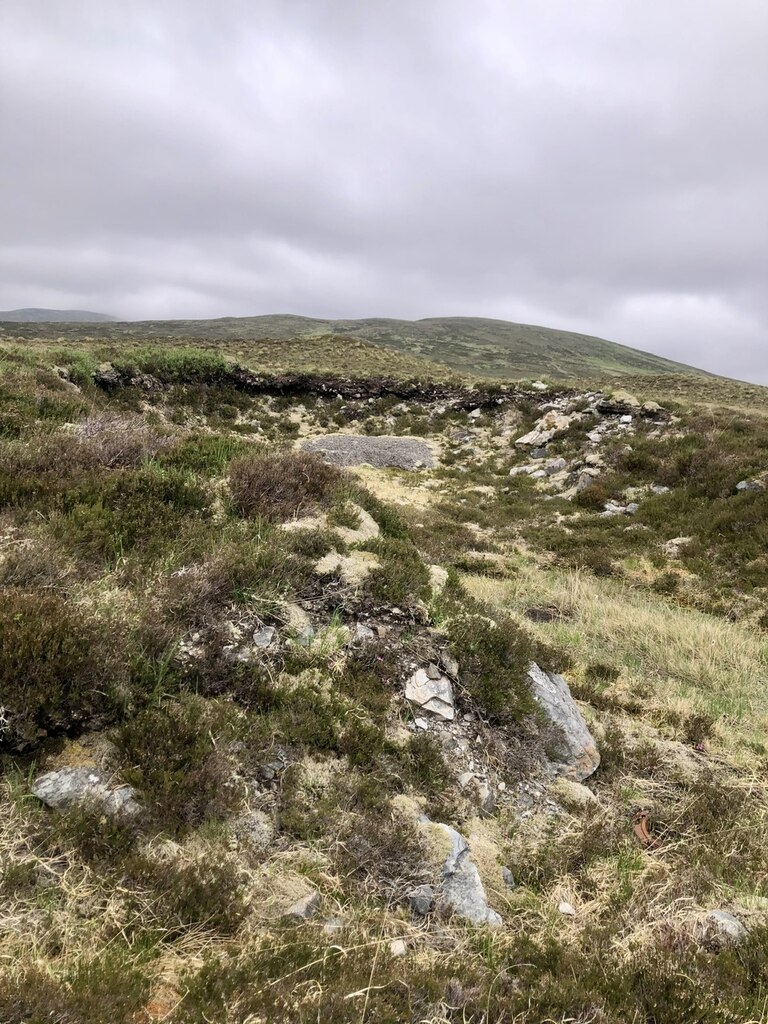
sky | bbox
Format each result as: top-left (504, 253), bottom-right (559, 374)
top-left (1, 1), bottom-right (767, 380)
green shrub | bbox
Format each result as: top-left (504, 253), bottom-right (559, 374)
top-left (124, 853), bottom-right (247, 937)
top-left (55, 467), bottom-right (209, 565)
top-left (0, 955), bottom-right (150, 1024)
top-left (365, 537), bottom-right (431, 606)
top-left (157, 434), bottom-right (251, 474)
top-left (447, 611), bottom-right (535, 724)
top-left (113, 347), bottom-right (229, 384)
top-left (0, 590), bottom-right (122, 751)
top-left (113, 695), bottom-right (240, 830)
top-left (229, 450), bottom-right (343, 521)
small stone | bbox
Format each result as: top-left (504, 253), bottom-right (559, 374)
top-left (468, 408), bottom-right (482, 419)
top-left (285, 891), bottom-right (321, 921)
top-left (252, 626), bottom-right (276, 648)
top-left (476, 782), bottom-right (496, 814)
top-left (576, 473), bottom-right (595, 493)
top-left (663, 535), bottom-right (693, 558)
top-left (389, 938), bottom-right (408, 957)
top-left (408, 884), bottom-right (435, 916)
top-left (651, 484), bottom-right (670, 495)
top-left (440, 651), bottom-right (459, 677)
top-left (353, 622), bottom-right (375, 643)
top-left (501, 867), bottom-right (516, 888)
top-left (458, 772), bottom-right (474, 790)
top-left (584, 453), bottom-right (604, 468)
top-left (558, 901), bottom-right (576, 916)
top-left (426, 662), bottom-right (442, 680)
top-left (545, 458), bottom-right (567, 475)
top-left (625, 502), bottom-right (640, 514)
top-left (737, 479), bottom-right (764, 493)
top-left (703, 910), bottom-right (747, 945)
top-left (530, 469), bottom-right (547, 479)
top-left (620, 414), bottom-right (633, 425)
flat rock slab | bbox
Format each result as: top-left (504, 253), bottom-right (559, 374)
top-left (527, 662), bottom-right (600, 781)
top-left (303, 435), bottom-right (434, 470)
top-left (32, 767), bottom-right (140, 818)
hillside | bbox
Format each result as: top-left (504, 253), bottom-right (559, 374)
top-left (3, 337), bottom-right (768, 1022)
top-left (1, 312), bottom-right (706, 381)
top-left (0, 308), bottom-right (115, 323)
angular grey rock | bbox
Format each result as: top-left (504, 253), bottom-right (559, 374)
top-left (703, 909), bottom-right (747, 945)
top-left (302, 434), bottom-right (434, 470)
top-left (405, 668), bottom-right (455, 720)
top-left (576, 472), bottom-right (596, 493)
top-left (436, 824), bottom-right (502, 928)
top-left (407, 884), bottom-right (435, 916)
top-left (516, 411), bottom-right (576, 448)
top-left (32, 767), bottom-right (140, 818)
top-left (545, 458), bottom-right (567, 475)
top-left (252, 626), bottom-right (277, 648)
top-left (663, 536), bottom-right (693, 558)
top-left (527, 663), bottom-right (600, 781)
top-left (501, 867), bottom-right (516, 888)
top-left (389, 938), bottom-right (408, 957)
top-left (352, 622), bottom-right (375, 643)
top-left (737, 479), bottom-right (764, 493)
top-left (651, 484), bottom-right (671, 495)
top-left (285, 890), bottom-right (321, 921)
top-left (440, 651), bottom-right (459, 678)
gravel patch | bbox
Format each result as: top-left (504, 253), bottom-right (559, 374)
top-left (302, 434), bottom-right (434, 469)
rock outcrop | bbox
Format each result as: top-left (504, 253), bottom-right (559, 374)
top-left (527, 663), bottom-right (600, 781)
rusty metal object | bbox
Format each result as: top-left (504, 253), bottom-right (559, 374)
top-left (633, 810), bottom-right (660, 849)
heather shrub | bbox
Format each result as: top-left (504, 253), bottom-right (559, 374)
top-left (54, 467), bottom-right (210, 565)
top-left (0, 590), bottom-right (122, 751)
top-left (447, 610), bottom-right (535, 724)
top-left (113, 695), bottom-right (241, 830)
top-left (229, 449), bottom-right (343, 521)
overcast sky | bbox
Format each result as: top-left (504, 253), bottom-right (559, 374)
top-left (1, 1), bottom-right (767, 380)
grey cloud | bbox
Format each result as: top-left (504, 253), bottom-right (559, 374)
top-left (1, 0), bottom-right (766, 379)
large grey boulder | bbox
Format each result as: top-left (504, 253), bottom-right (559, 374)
top-left (32, 767), bottom-right (140, 818)
top-left (435, 823), bottom-right (502, 928)
top-left (302, 434), bottom-right (434, 470)
top-left (527, 663), bottom-right (600, 781)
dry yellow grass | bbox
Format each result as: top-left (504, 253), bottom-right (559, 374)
top-left (464, 566), bottom-right (768, 759)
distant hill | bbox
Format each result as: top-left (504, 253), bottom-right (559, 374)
top-left (1, 311), bottom-right (706, 381)
top-left (0, 308), bottom-right (115, 323)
